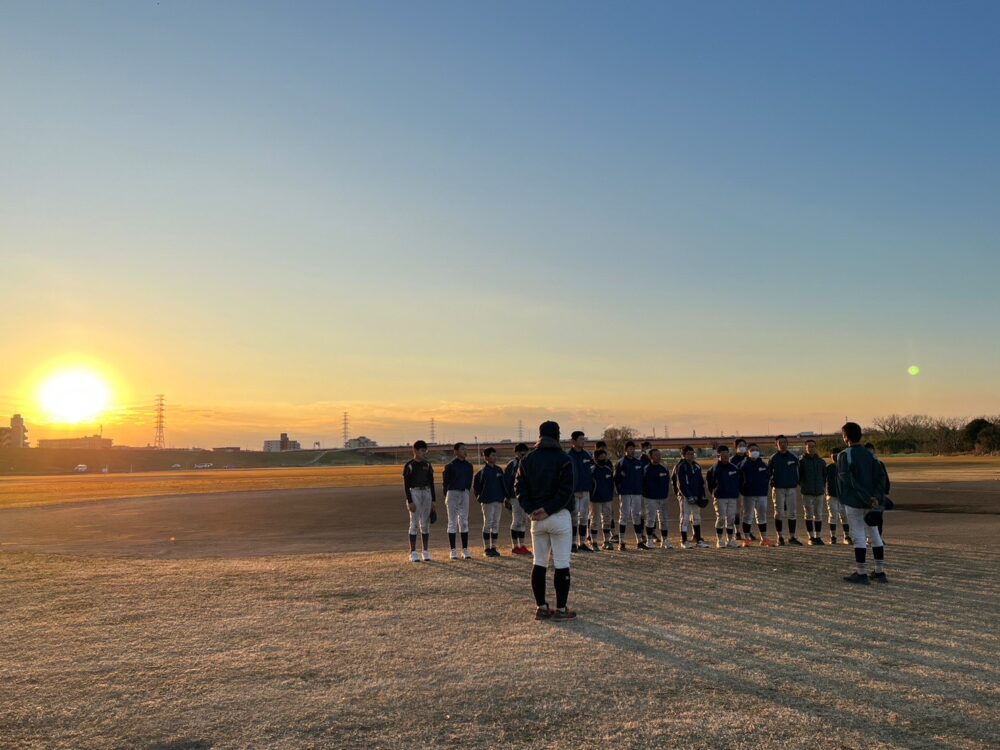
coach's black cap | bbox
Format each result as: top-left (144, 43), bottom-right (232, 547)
top-left (539, 421), bottom-right (560, 440)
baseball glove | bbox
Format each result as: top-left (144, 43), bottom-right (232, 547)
top-left (429, 508), bottom-right (437, 524)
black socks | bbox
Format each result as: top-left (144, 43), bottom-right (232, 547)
top-left (531, 565), bottom-right (547, 606)
top-left (554, 568), bottom-right (570, 610)
top-left (409, 533), bottom-right (417, 552)
top-left (448, 532), bottom-right (456, 549)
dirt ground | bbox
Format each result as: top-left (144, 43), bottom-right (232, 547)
top-left (1, 467), bottom-right (998, 749)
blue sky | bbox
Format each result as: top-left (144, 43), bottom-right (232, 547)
top-left (1, 1), bottom-right (998, 447)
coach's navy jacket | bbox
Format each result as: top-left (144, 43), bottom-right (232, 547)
top-left (502, 458), bottom-right (520, 498)
top-left (642, 462), bottom-right (671, 500)
top-left (566, 448), bottom-right (594, 493)
top-left (473, 463), bottom-right (506, 504)
top-left (672, 460), bottom-right (706, 500)
top-left (740, 457), bottom-right (771, 497)
top-left (768, 450), bottom-right (800, 489)
top-left (824, 462), bottom-right (839, 497)
top-left (614, 455), bottom-right (645, 495)
top-left (442, 457), bottom-right (473, 495)
top-left (707, 461), bottom-right (741, 499)
top-left (591, 461), bottom-right (615, 503)
top-left (514, 436), bottom-right (575, 516)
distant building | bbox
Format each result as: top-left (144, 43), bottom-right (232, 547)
top-left (212, 447), bottom-right (242, 452)
top-left (0, 414), bottom-right (28, 448)
top-left (345, 436), bottom-right (377, 449)
top-left (263, 432), bottom-right (301, 452)
top-left (37, 435), bottom-right (113, 450)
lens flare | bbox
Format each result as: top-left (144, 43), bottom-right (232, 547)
top-left (908, 365), bottom-right (921, 376)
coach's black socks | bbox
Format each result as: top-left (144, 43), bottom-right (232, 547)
top-left (531, 565), bottom-right (547, 606)
top-left (554, 567), bottom-right (570, 610)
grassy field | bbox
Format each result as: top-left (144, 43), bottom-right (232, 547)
top-left (1, 455), bottom-right (998, 511)
top-left (2, 525), bottom-right (997, 749)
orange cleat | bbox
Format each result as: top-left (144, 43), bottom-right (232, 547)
top-left (741, 539), bottom-right (753, 548)
top-left (760, 538), bottom-right (774, 547)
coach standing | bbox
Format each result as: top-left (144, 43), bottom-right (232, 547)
top-left (515, 421), bottom-right (577, 621)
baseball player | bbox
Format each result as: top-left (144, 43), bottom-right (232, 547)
top-left (593, 440), bottom-right (616, 543)
top-left (638, 440), bottom-right (658, 543)
top-left (567, 431), bottom-right (595, 552)
top-left (707, 445), bottom-right (741, 548)
top-left (442, 442), bottom-right (474, 560)
top-left (799, 439), bottom-right (827, 545)
top-left (866, 443), bottom-right (891, 540)
top-left (673, 446), bottom-right (709, 548)
top-left (504, 443), bottom-right (531, 555)
top-left (739, 443), bottom-right (773, 546)
top-left (641, 449), bottom-right (672, 549)
top-left (474, 447), bottom-right (506, 557)
top-left (838, 422), bottom-right (888, 583)
top-left (826, 450), bottom-right (850, 544)
top-left (403, 439), bottom-right (437, 562)
top-left (613, 440), bottom-right (645, 551)
top-left (515, 420), bottom-right (577, 620)
top-left (732, 438), bottom-right (753, 540)
top-left (769, 435), bottom-right (802, 545)
top-left (590, 448), bottom-right (616, 550)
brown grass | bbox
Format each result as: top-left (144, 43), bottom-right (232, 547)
top-left (2, 528), bottom-right (997, 749)
top-left (0, 466), bottom-right (401, 510)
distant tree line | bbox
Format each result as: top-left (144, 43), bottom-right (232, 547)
top-left (824, 414), bottom-right (1000, 456)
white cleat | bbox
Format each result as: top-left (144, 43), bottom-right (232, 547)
top-left (661, 540), bottom-right (674, 550)
top-left (461, 548), bottom-right (472, 559)
top-left (727, 539), bottom-right (740, 549)
top-left (716, 539), bottom-right (725, 549)
top-left (682, 542), bottom-right (694, 549)
top-left (697, 540), bottom-right (710, 549)
top-left (449, 549), bottom-right (459, 560)
top-left (421, 550), bottom-right (431, 562)
top-left (409, 551), bottom-right (421, 563)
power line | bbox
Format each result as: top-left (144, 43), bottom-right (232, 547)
top-left (153, 394), bottom-right (165, 449)
top-left (342, 411), bottom-right (350, 447)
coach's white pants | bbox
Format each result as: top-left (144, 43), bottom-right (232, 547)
top-left (678, 497), bottom-right (702, 531)
top-left (509, 497), bottom-right (528, 533)
top-left (407, 488), bottom-right (434, 535)
top-left (772, 487), bottom-right (798, 520)
top-left (643, 497), bottom-right (668, 531)
top-left (844, 505), bottom-right (883, 548)
top-left (572, 491), bottom-right (590, 525)
top-left (827, 496), bottom-right (848, 527)
top-left (802, 493), bottom-right (824, 522)
top-left (532, 508), bottom-right (573, 569)
top-left (620, 494), bottom-right (643, 525)
top-left (589, 501), bottom-right (613, 530)
top-left (742, 495), bottom-right (768, 526)
top-left (481, 501), bottom-right (503, 534)
top-left (714, 496), bottom-right (738, 529)
top-left (445, 489), bottom-right (470, 533)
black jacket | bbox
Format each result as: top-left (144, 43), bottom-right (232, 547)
top-left (514, 436), bottom-right (575, 516)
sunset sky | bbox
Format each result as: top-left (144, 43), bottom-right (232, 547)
top-left (2, 1), bottom-right (998, 449)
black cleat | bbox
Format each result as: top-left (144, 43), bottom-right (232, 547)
top-left (637, 541), bottom-right (650, 550)
top-left (843, 572), bottom-right (871, 585)
top-left (813, 537), bottom-right (825, 546)
top-left (577, 543), bottom-right (594, 553)
top-left (777, 536), bottom-right (786, 546)
top-left (870, 571), bottom-right (888, 583)
top-left (602, 541), bottom-right (614, 551)
top-left (788, 537), bottom-right (803, 546)
top-left (618, 542), bottom-right (627, 551)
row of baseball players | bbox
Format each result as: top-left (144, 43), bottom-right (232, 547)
top-left (403, 433), bottom-right (890, 560)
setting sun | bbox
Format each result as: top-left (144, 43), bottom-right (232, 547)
top-left (37, 369), bottom-right (112, 424)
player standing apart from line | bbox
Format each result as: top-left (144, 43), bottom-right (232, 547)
top-left (515, 421), bottom-right (578, 620)
top-left (614, 441), bottom-right (646, 551)
top-left (403, 440), bottom-right (437, 562)
top-left (567, 431), bottom-right (595, 552)
top-left (474, 447), bottom-right (506, 557)
top-left (739, 443), bottom-right (772, 546)
top-left (641, 449), bottom-right (672, 549)
top-left (442, 442), bottom-right (474, 560)
top-left (590, 448), bottom-right (616, 550)
top-left (799, 439), bottom-right (827, 545)
top-left (826, 450), bottom-right (850, 544)
top-left (504, 443), bottom-right (532, 555)
top-left (769, 435), bottom-right (802, 546)
top-left (707, 445), bottom-right (741, 548)
top-left (673, 446), bottom-right (710, 548)
top-left (838, 423), bottom-right (888, 584)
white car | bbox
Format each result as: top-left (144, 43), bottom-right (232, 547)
top-left (73, 464), bottom-right (88, 473)
top-left (194, 462), bottom-right (214, 469)
top-left (171, 464), bottom-right (182, 469)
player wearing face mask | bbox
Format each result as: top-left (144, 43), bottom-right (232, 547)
top-left (731, 438), bottom-right (753, 541)
top-left (739, 443), bottom-right (773, 546)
